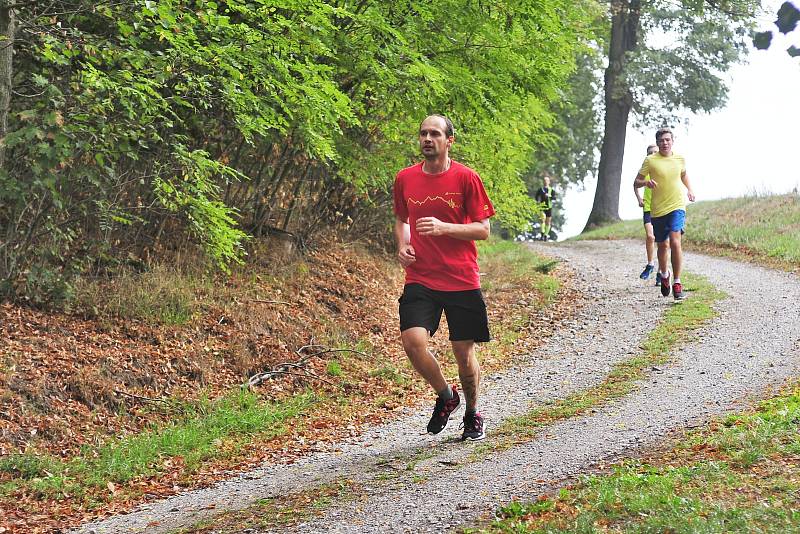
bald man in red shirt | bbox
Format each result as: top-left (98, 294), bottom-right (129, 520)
top-left (393, 114), bottom-right (495, 441)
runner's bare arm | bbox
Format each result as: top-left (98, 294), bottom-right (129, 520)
top-left (395, 217), bottom-right (416, 267)
top-left (415, 217), bottom-right (490, 241)
top-left (681, 170), bottom-right (695, 202)
top-left (634, 181), bottom-right (644, 207)
top-left (633, 173), bottom-right (656, 189)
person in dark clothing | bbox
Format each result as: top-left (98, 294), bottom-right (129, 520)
top-left (535, 176), bottom-right (555, 241)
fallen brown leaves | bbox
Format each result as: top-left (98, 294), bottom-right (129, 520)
top-left (0, 241), bottom-right (581, 533)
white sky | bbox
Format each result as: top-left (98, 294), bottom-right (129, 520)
top-left (560, 0), bottom-right (800, 239)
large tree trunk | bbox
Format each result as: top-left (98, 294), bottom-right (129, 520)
top-left (0, 3), bottom-right (14, 170)
top-left (583, 0), bottom-right (641, 231)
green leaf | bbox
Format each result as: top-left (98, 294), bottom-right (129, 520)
top-left (753, 31), bottom-right (773, 50)
top-left (776, 1), bottom-right (800, 34)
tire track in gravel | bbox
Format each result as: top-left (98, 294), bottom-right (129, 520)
top-left (76, 240), bottom-right (800, 534)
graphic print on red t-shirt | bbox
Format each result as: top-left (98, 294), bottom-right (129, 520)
top-left (393, 161), bottom-right (495, 291)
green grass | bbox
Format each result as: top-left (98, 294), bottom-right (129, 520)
top-left (478, 237), bottom-right (561, 300)
top-left (369, 363), bottom-right (410, 386)
top-left (72, 263), bottom-right (208, 325)
top-left (478, 383), bottom-right (800, 533)
top-left (577, 193), bottom-right (800, 268)
top-left (326, 360), bottom-right (343, 376)
top-left (0, 390), bottom-right (313, 505)
top-left (477, 272), bottom-right (725, 454)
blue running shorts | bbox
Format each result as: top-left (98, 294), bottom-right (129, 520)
top-left (651, 209), bottom-right (685, 243)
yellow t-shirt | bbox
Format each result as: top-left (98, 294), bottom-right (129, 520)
top-left (643, 182), bottom-right (652, 212)
top-left (638, 153), bottom-right (686, 218)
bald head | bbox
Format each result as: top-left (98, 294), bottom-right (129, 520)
top-left (421, 115), bottom-right (454, 138)
top-left (419, 114), bottom-right (454, 160)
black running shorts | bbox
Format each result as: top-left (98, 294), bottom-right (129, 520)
top-left (398, 283), bottom-right (490, 342)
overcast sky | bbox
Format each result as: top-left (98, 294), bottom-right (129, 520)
top-left (560, 0), bottom-right (800, 239)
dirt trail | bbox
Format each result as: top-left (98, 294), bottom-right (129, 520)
top-left (76, 240), bottom-right (800, 534)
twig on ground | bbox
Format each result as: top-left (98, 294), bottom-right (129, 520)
top-left (247, 341), bottom-right (370, 388)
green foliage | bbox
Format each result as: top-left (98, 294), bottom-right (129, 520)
top-left (154, 146), bottom-right (249, 271)
top-left (1, 0), bottom-right (596, 306)
top-left (326, 361), bottom-right (343, 377)
top-left (628, 0), bottom-right (759, 128)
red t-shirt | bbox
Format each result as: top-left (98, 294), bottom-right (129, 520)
top-left (393, 161), bottom-right (495, 291)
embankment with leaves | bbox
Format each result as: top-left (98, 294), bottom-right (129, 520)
top-left (0, 237), bottom-right (574, 532)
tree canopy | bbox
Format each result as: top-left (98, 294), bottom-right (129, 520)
top-left (583, 0), bottom-right (759, 230)
top-left (0, 0), bottom-right (596, 304)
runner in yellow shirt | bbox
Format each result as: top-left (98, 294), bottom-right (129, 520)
top-left (633, 128), bottom-right (695, 300)
top-left (633, 144), bottom-right (659, 280)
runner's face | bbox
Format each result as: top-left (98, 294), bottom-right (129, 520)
top-left (419, 117), bottom-right (452, 158)
top-left (657, 133), bottom-right (673, 155)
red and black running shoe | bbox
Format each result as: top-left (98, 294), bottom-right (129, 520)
top-left (461, 411), bottom-right (486, 441)
top-left (427, 385), bottom-right (461, 435)
top-left (660, 272), bottom-right (671, 297)
top-left (673, 282), bottom-right (685, 300)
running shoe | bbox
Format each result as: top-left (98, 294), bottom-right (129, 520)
top-left (655, 271), bottom-right (662, 286)
top-left (426, 385), bottom-right (461, 435)
top-left (461, 411), bottom-right (486, 441)
top-left (639, 264), bottom-right (654, 280)
top-left (673, 282), bottom-right (685, 300)
top-left (660, 272), bottom-right (671, 297)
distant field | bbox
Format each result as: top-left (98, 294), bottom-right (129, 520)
top-left (577, 193), bottom-right (800, 269)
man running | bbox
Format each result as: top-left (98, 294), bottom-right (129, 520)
top-left (633, 128), bottom-right (695, 300)
top-left (534, 176), bottom-right (555, 241)
top-left (634, 144), bottom-right (659, 280)
top-left (393, 114), bottom-right (495, 441)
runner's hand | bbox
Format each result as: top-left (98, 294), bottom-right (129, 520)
top-left (398, 245), bottom-right (416, 267)
top-left (416, 216), bottom-right (446, 236)
top-left (646, 179), bottom-right (657, 189)
top-left (687, 191), bottom-right (696, 202)
top-left (637, 199), bottom-right (644, 208)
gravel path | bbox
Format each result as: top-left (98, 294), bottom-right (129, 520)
top-left (76, 240), bottom-right (800, 534)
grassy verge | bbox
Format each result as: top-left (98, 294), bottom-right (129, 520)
top-left (478, 238), bottom-right (561, 302)
top-left (476, 272), bottom-right (725, 455)
top-left (0, 391), bottom-right (313, 507)
top-left (577, 193), bottom-right (800, 271)
top-left (480, 382), bottom-right (800, 533)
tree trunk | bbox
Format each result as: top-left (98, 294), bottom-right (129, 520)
top-left (583, 0), bottom-right (641, 231)
top-left (0, 3), bottom-right (14, 170)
